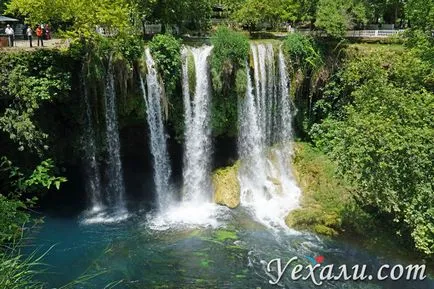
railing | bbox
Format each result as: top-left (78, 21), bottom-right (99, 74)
top-left (295, 29), bottom-right (405, 38)
top-left (144, 24), bottom-right (162, 34)
top-left (346, 30), bottom-right (405, 38)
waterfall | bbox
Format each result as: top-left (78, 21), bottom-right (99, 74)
top-left (142, 49), bottom-right (173, 209)
top-left (181, 46), bottom-right (213, 204)
top-left (148, 45), bottom-right (221, 230)
top-left (81, 72), bottom-right (103, 212)
top-left (103, 61), bottom-right (126, 211)
top-left (238, 44), bottom-right (300, 229)
top-left (278, 48), bottom-right (293, 144)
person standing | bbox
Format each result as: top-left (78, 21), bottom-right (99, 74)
top-left (45, 24), bottom-right (51, 40)
top-left (26, 26), bottom-right (33, 47)
top-left (5, 24), bottom-right (14, 47)
top-left (36, 25), bottom-right (43, 47)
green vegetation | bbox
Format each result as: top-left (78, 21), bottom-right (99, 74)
top-left (315, 0), bottom-right (366, 38)
top-left (233, 0), bottom-right (299, 32)
top-left (7, 0), bottom-right (134, 38)
top-left (287, 142), bottom-right (353, 236)
top-left (148, 34), bottom-right (181, 98)
top-left (147, 34), bottom-right (183, 138)
top-left (0, 246), bottom-right (46, 289)
top-left (0, 0), bottom-right (433, 284)
top-left (132, 0), bottom-right (212, 34)
top-left (0, 50), bottom-right (70, 288)
top-left (308, 43), bottom-right (434, 255)
top-left (210, 27), bottom-right (249, 136)
top-left (214, 229), bottom-right (238, 241)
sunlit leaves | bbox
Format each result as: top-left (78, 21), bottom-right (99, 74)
top-left (311, 50), bottom-right (434, 254)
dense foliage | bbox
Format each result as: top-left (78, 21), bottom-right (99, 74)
top-left (133, 0), bottom-right (212, 33)
top-left (233, 0), bottom-right (299, 31)
top-left (210, 27), bottom-right (249, 136)
top-left (0, 51), bottom-right (69, 287)
top-left (0, 51), bottom-right (71, 154)
top-left (315, 0), bottom-right (366, 38)
top-left (282, 32), bottom-right (322, 72)
top-left (311, 46), bottom-right (434, 255)
top-left (7, 0), bottom-right (135, 37)
top-left (148, 34), bottom-right (181, 98)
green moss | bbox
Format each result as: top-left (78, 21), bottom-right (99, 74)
top-left (214, 229), bottom-right (238, 241)
top-left (212, 162), bottom-right (240, 208)
top-left (235, 68), bottom-right (247, 98)
top-left (187, 51), bottom-right (196, 96)
top-left (286, 142), bottom-right (353, 236)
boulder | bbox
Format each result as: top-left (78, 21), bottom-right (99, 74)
top-left (212, 162), bottom-right (240, 209)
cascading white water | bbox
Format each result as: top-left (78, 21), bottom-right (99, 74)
top-left (278, 48), bottom-right (293, 144)
top-left (238, 63), bottom-right (268, 204)
top-left (103, 63), bottom-right (126, 212)
top-left (238, 44), bottom-right (300, 229)
top-left (81, 61), bottom-right (128, 224)
top-left (141, 49), bottom-right (173, 209)
top-left (81, 72), bottom-right (103, 212)
top-left (182, 46), bottom-right (213, 203)
top-left (148, 45), bottom-right (229, 230)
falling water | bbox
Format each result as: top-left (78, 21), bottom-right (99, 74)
top-left (278, 48), bottom-right (293, 144)
top-left (103, 62), bottom-right (126, 212)
top-left (238, 44), bottom-right (300, 229)
top-left (181, 46), bottom-right (214, 203)
top-left (81, 72), bottom-right (103, 212)
top-left (147, 46), bottom-right (227, 230)
top-left (142, 49), bottom-right (173, 209)
top-left (238, 63), bottom-right (268, 206)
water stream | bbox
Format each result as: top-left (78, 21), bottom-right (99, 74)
top-left (142, 48), bottom-right (173, 210)
top-left (238, 43), bottom-right (300, 229)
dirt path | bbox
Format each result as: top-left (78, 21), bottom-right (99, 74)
top-left (0, 38), bottom-right (70, 51)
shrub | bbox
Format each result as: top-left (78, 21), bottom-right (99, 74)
top-left (210, 27), bottom-right (249, 90)
top-left (210, 27), bottom-right (249, 137)
top-left (148, 34), bottom-right (181, 97)
top-left (282, 33), bottom-right (321, 72)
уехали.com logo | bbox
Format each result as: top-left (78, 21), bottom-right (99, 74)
top-left (266, 255), bottom-right (427, 286)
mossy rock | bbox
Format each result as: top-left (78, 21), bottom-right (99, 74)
top-left (285, 142), bottom-right (353, 236)
top-left (212, 162), bottom-right (240, 209)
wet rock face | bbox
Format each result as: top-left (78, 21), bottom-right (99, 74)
top-left (212, 162), bottom-right (240, 209)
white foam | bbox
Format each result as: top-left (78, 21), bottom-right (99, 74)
top-left (147, 202), bottom-right (230, 231)
top-left (80, 208), bottom-right (129, 225)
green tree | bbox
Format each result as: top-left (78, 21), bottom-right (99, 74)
top-left (406, 0), bottom-right (434, 31)
top-left (234, 0), bottom-right (299, 31)
top-left (315, 0), bottom-right (367, 38)
top-left (7, 0), bottom-right (135, 37)
top-left (134, 0), bottom-right (212, 33)
top-left (311, 49), bottom-right (434, 255)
